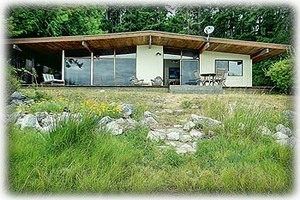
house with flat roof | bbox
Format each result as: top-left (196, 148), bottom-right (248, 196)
top-left (7, 30), bottom-right (290, 87)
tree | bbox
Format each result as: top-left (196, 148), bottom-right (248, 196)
top-left (266, 57), bottom-right (293, 94)
top-left (7, 6), bottom-right (106, 37)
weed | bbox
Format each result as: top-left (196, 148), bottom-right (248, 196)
top-left (181, 100), bottom-right (192, 109)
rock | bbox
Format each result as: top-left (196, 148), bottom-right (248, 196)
top-left (118, 104), bottom-right (134, 118)
top-left (191, 114), bottom-right (221, 128)
top-left (160, 109), bottom-right (173, 114)
top-left (189, 129), bottom-right (204, 139)
top-left (7, 111), bottom-right (22, 123)
top-left (276, 139), bottom-right (289, 146)
top-left (10, 99), bottom-right (23, 105)
top-left (24, 99), bottom-right (35, 105)
top-left (174, 110), bottom-right (185, 115)
top-left (10, 91), bottom-right (26, 100)
top-left (147, 129), bottom-right (167, 141)
top-left (144, 111), bottom-right (158, 119)
top-left (165, 141), bottom-right (184, 147)
top-left (273, 131), bottom-right (289, 140)
top-left (173, 124), bottom-right (183, 128)
top-left (191, 105), bottom-right (199, 109)
top-left (98, 116), bottom-right (113, 126)
top-left (176, 143), bottom-right (196, 154)
top-left (166, 130), bottom-right (180, 141)
top-left (16, 114), bottom-right (41, 129)
top-left (288, 136), bottom-right (296, 147)
top-left (183, 121), bottom-right (195, 131)
top-left (41, 114), bottom-right (56, 127)
top-left (141, 117), bottom-right (158, 128)
top-left (179, 134), bottom-right (192, 142)
top-left (35, 112), bottom-right (48, 122)
top-left (282, 110), bottom-right (295, 122)
top-left (276, 124), bottom-right (292, 137)
top-left (106, 121), bottom-right (123, 135)
top-left (258, 125), bottom-right (272, 136)
top-left (123, 118), bottom-right (138, 130)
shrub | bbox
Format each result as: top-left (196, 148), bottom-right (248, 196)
top-left (266, 58), bottom-right (294, 94)
top-left (7, 65), bottom-right (21, 95)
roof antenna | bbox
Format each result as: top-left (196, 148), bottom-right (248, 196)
top-left (204, 26), bottom-right (215, 48)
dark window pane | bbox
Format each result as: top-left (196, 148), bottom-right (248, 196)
top-left (181, 60), bottom-right (199, 85)
top-left (93, 58), bottom-right (114, 85)
top-left (115, 59), bottom-right (136, 85)
top-left (65, 57), bottom-right (91, 85)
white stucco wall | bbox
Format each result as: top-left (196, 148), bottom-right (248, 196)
top-left (136, 45), bottom-right (163, 84)
top-left (200, 51), bottom-right (252, 87)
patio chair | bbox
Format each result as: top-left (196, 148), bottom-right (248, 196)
top-left (42, 73), bottom-right (65, 85)
top-left (151, 76), bottom-right (163, 86)
top-left (214, 69), bottom-right (228, 86)
top-left (129, 75), bottom-right (144, 86)
top-left (193, 71), bottom-right (207, 86)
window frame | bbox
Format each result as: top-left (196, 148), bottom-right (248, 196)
top-left (215, 59), bottom-right (243, 76)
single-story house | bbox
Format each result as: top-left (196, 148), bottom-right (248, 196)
top-left (7, 30), bottom-right (290, 87)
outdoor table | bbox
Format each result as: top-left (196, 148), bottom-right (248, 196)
top-left (200, 73), bottom-right (216, 86)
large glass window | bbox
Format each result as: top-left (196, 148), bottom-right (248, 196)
top-left (181, 60), bottom-right (198, 85)
top-left (115, 59), bottom-right (136, 85)
top-left (94, 58), bottom-right (114, 86)
top-left (93, 49), bottom-right (136, 86)
top-left (65, 57), bottom-right (91, 85)
top-left (215, 60), bottom-right (243, 76)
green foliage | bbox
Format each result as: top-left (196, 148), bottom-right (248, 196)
top-left (7, 6), bottom-right (106, 37)
top-left (181, 100), bottom-right (192, 109)
top-left (7, 65), bottom-right (21, 95)
top-left (266, 58), bottom-right (294, 94)
top-left (45, 114), bottom-right (99, 153)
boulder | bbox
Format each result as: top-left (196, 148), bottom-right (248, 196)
top-left (118, 104), bottom-right (135, 118)
top-left (147, 129), bottom-right (167, 141)
top-left (35, 112), bottom-right (48, 122)
top-left (179, 134), bottom-right (192, 142)
top-left (141, 117), bottom-right (159, 128)
top-left (16, 114), bottom-right (41, 129)
top-left (190, 114), bottom-right (221, 128)
top-left (276, 124), bottom-right (292, 137)
top-left (98, 116), bottom-right (113, 126)
top-left (144, 111), bottom-right (158, 119)
top-left (273, 131), bottom-right (289, 140)
top-left (258, 125), bottom-right (272, 136)
top-left (10, 91), bottom-right (26, 101)
top-left (183, 121), bottom-right (195, 131)
top-left (166, 130), bottom-right (180, 141)
top-left (189, 129), bottom-right (204, 139)
top-left (106, 121), bottom-right (123, 135)
top-left (176, 143), bottom-right (196, 154)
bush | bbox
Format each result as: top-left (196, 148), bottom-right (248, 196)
top-left (266, 58), bottom-right (294, 94)
top-left (7, 65), bottom-right (21, 95)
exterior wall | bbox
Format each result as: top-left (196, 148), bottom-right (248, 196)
top-left (136, 45), bottom-right (163, 84)
top-left (200, 51), bottom-right (252, 87)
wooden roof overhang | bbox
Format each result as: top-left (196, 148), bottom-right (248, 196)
top-left (7, 30), bottom-right (290, 63)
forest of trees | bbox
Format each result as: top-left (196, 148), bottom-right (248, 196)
top-left (6, 5), bottom-right (294, 86)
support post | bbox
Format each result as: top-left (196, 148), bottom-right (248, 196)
top-left (62, 50), bottom-right (65, 81)
top-left (91, 52), bottom-right (94, 85)
top-left (149, 35), bottom-right (152, 49)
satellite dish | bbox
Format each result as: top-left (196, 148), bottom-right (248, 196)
top-left (204, 26), bottom-right (215, 35)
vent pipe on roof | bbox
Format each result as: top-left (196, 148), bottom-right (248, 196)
top-left (82, 41), bottom-right (92, 53)
top-left (13, 44), bottom-right (22, 52)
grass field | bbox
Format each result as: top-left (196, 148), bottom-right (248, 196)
top-left (7, 88), bottom-right (294, 194)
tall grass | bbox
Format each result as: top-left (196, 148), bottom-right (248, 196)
top-left (8, 90), bottom-right (294, 194)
